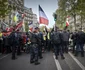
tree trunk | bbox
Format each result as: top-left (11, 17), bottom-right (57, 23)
top-left (81, 15), bottom-right (82, 30)
top-left (74, 14), bottom-right (76, 30)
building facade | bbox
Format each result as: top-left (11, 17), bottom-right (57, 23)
top-left (24, 7), bottom-right (33, 32)
top-left (0, 0), bottom-right (24, 30)
top-left (0, 0), bottom-right (39, 31)
top-left (24, 7), bottom-right (33, 24)
top-left (8, 0), bottom-right (24, 24)
top-left (24, 7), bottom-right (39, 31)
top-left (33, 14), bottom-right (39, 27)
top-left (68, 15), bottom-right (85, 31)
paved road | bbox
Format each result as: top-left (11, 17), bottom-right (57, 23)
top-left (0, 52), bottom-right (85, 70)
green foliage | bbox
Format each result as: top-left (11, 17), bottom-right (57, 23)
top-left (55, 0), bottom-right (85, 30)
top-left (25, 22), bottom-right (29, 32)
top-left (55, 8), bottom-right (67, 29)
top-left (0, 0), bottom-right (12, 18)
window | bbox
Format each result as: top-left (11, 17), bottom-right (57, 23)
top-left (3, 19), bottom-right (5, 22)
top-left (9, 20), bottom-right (11, 24)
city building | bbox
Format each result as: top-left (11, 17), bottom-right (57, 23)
top-left (68, 15), bottom-right (85, 31)
top-left (0, 0), bottom-right (24, 30)
top-left (0, 0), bottom-right (39, 31)
top-left (24, 7), bottom-right (33, 24)
top-left (24, 7), bottom-right (39, 31)
top-left (24, 7), bottom-right (33, 32)
top-left (33, 14), bottom-right (39, 27)
top-left (8, 0), bottom-right (24, 24)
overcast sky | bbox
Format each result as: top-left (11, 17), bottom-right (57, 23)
top-left (24, 0), bottom-right (58, 28)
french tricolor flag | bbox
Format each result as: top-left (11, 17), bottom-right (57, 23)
top-left (39, 5), bottom-right (49, 25)
top-left (28, 22), bottom-right (33, 32)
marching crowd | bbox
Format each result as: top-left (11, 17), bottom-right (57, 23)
top-left (0, 26), bottom-right (85, 65)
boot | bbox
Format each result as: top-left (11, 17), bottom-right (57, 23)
top-left (35, 62), bottom-right (40, 65)
top-left (39, 56), bottom-right (43, 59)
top-left (61, 56), bottom-right (65, 59)
top-left (55, 56), bottom-right (58, 59)
top-left (74, 51), bottom-right (78, 56)
top-left (81, 52), bottom-right (84, 57)
top-left (30, 60), bottom-right (34, 64)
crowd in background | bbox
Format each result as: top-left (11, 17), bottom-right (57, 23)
top-left (0, 26), bottom-right (85, 65)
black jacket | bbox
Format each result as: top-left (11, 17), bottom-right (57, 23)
top-left (76, 31), bottom-right (85, 44)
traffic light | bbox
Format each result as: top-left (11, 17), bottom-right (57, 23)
top-left (54, 14), bottom-right (57, 21)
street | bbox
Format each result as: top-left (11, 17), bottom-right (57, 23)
top-left (0, 0), bottom-right (85, 70)
top-left (0, 52), bottom-right (85, 70)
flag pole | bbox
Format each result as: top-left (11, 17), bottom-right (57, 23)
top-left (22, 14), bottom-right (26, 32)
top-left (38, 5), bottom-right (40, 25)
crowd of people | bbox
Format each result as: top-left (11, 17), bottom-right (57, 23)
top-left (0, 26), bottom-right (85, 65)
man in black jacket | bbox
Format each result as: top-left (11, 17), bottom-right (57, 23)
top-left (52, 28), bottom-right (65, 59)
top-left (61, 30), bottom-right (70, 53)
top-left (30, 27), bottom-right (40, 65)
top-left (75, 29), bottom-right (85, 57)
top-left (10, 29), bottom-right (18, 60)
top-left (71, 31), bottom-right (77, 53)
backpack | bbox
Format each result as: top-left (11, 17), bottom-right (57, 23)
top-left (53, 31), bottom-right (61, 44)
top-left (30, 33), bottom-right (39, 43)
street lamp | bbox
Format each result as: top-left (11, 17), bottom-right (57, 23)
top-left (53, 13), bottom-right (57, 21)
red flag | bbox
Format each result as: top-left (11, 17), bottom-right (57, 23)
top-left (29, 27), bottom-right (33, 32)
top-left (2, 32), bottom-right (11, 36)
top-left (15, 21), bottom-right (23, 31)
top-left (3, 21), bottom-right (23, 36)
top-left (39, 5), bottom-right (49, 25)
top-left (66, 17), bottom-right (69, 26)
top-left (22, 13), bottom-right (26, 18)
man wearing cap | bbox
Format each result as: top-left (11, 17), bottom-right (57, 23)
top-left (30, 27), bottom-right (40, 65)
